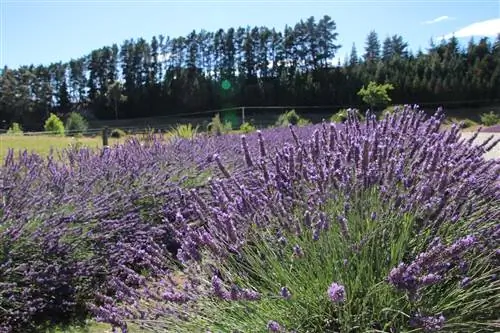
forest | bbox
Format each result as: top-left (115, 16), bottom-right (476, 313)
top-left (1, 14), bottom-right (500, 131)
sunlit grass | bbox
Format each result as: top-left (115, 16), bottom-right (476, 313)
top-left (0, 135), bottom-right (126, 160)
top-left (0, 129), bottom-right (249, 161)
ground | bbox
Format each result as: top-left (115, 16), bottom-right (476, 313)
top-left (459, 132), bottom-right (500, 160)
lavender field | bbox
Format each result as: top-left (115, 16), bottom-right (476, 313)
top-left (1, 107), bottom-right (499, 333)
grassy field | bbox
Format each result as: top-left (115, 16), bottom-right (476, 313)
top-left (0, 135), bottom-right (126, 161)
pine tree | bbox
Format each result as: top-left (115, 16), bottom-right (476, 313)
top-left (364, 30), bottom-right (381, 62)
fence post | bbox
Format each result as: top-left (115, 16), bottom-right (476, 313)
top-left (241, 106), bottom-right (246, 125)
top-left (102, 126), bottom-right (109, 147)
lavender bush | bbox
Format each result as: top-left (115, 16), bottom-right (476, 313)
top-left (1, 106), bottom-right (498, 332)
top-left (0, 127), bottom-right (313, 332)
top-left (125, 107), bottom-right (499, 332)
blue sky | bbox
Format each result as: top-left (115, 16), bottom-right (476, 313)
top-left (1, 0), bottom-right (499, 69)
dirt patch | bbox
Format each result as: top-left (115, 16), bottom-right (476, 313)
top-left (460, 132), bottom-right (500, 160)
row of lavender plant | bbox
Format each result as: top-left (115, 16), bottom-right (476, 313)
top-left (0, 125), bottom-right (315, 332)
top-left (113, 107), bottom-right (500, 332)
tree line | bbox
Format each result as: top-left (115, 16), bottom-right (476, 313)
top-left (1, 15), bottom-right (500, 130)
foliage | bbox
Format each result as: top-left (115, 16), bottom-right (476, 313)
top-left (185, 190), bottom-right (422, 332)
top-left (6, 122), bottom-right (23, 135)
top-left (357, 81), bottom-right (395, 111)
top-left (0, 125), bottom-right (311, 333)
top-left (0, 137), bottom-right (212, 332)
top-left (330, 108), bottom-right (365, 123)
top-left (44, 113), bottom-right (65, 136)
top-left (208, 113), bottom-right (232, 136)
top-left (1, 106), bottom-right (499, 333)
top-left (479, 111), bottom-right (500, 126)
top-left (239, 121), bottom-right (256, 133)
top-left (169, 123), bottom-right (199, 140)
top-left (275, 109), bottom-right (311, 127)
top-left (106, 82), bottom-right (127, 120)
top-left (65, 112), bottom-right (89, 136)
top-left (121, 106), bottom-right (497, 333)
top-left (330, 109), bottom-right (349, 123)
top-left (110, 128), bottom-right (126, 138)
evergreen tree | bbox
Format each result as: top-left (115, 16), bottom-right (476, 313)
top-left (364, 30), bottom-right (381, 62)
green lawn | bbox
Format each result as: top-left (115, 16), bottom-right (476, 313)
top-left (0, 135), bottom-right (125, 161)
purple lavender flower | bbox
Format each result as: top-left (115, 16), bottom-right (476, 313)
top-left (409, 313), bottom-right (445, 332)
top-left (460, 277), bottom-right (471, 288)
top-left (292, 244), bottom-right (304, 258)
top-left (211, 276), bottom-right (228, 300)
top-left (230, 284), bottom-right (241, 300)
top-left (327, 282), bottom-right (346, 303)
top-left (5, 107), bottom-right (499, 331)
top-left (420, 273), bottom-right (442, 286)
top-left (337, 215), bottom-right (349, 239)
top-left (241, 288), bottom-right (260, 301)
top-left (303, 211), bottom-right (312, 227)
top-left (280, 286), bottom-right (291, 300)
top-left (388, 235), bottom-right (477, 295)
top-left (267, 320), bottom-right (281, 332)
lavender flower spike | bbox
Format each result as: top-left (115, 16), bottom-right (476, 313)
top-left (327, 282), bottom-right (346, 303)
top-left (280, 286), bottom-right (292, 300)
top-left (267, 320), bottom-right (281, 332)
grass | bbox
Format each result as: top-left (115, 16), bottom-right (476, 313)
top-left (0, 135), bottom-right (125, 161)
top-left (47, 322), bottom-right (115, 333)
top-left (47, 322), bottom-right (145, 333)
top-left (0, 128), bottom-right (254, 161)
top-left (170, 188), bottom-right (417, 332)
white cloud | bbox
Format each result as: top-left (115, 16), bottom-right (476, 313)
top-left (422, 16), bottom-right (453, 25)
top-left (441, 18), bottom-right (500, 39)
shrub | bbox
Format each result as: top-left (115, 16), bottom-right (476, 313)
top-left (479, 111), bottom-right (500, 126)
top-left (208, 113), bottom-right (232, 136)
top-left (65, 112), bottom-right (88, 136)
top-left (110, 128), bottom-right (126, 139)
top-left (6, 122), bottom-right (23, 135)
top-left (170, 123), bottom-right (199, 140)
top-left (0, 137), bottom-right (196, 332)
top-left (126, 106), bottom-right (499, 333)
top-left (44, 113), bottom-right (65, 136)
top-left (239, 121), bottom-right (256, 134)
top-left (2, 106), bottom-right (499, 333)
top-left (276, 109), bottom-right (310, 127)
top-left (357, 81), bottom-right (394, 111)
top-left (461, 118), bottom-right (478, 128)
top-left (330, 108), bottom-right (364, 123)
top-left (330, 109), bottom-right (349, 123)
